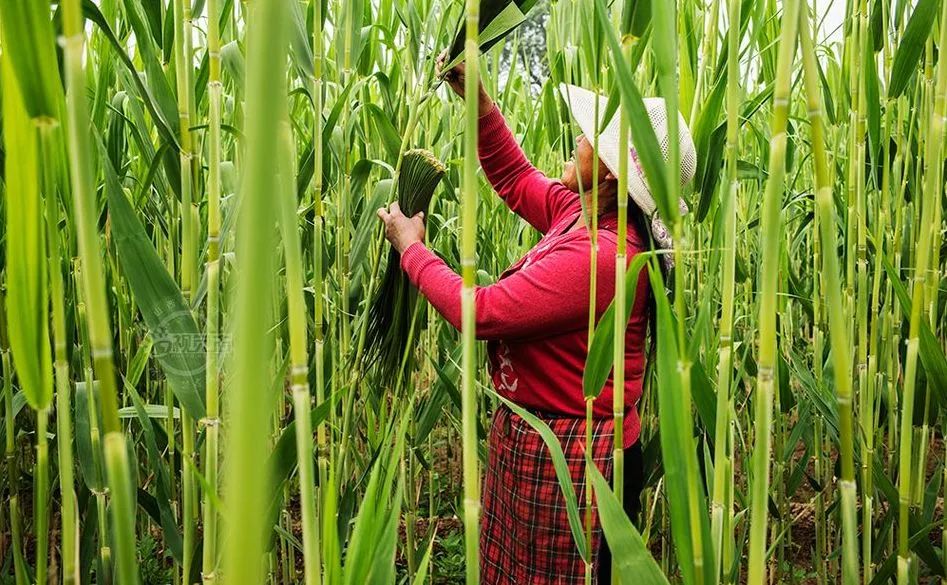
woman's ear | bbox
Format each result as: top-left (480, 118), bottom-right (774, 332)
top-left (604, 172), bottom-right (615, 182)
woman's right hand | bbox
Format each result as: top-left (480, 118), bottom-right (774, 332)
top-left (436, 52), bottom-right (493, 112)
top-left (437, 53), bottom-right (470, 97)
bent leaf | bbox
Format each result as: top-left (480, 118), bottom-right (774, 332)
top-left (489, 390), bottom-right (589, 562)
top-left (888, 0), bottom-right (939, 98)
top-left (583, 253), bottom-right (652, 398)
top-left (100, 137), bottom-right (206, 419)
top-left (445, 1), bottom-right (541, 69)
top-left (587, 459), bottom-right (669, 584)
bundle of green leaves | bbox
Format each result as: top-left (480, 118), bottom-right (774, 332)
top-left (366, 149), bottom-right (447, 383)
top-left (444, 0), bottom-right (541, 69)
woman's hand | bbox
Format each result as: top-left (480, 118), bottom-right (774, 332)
top-left (377, 202), bottom-right (425, 254)
top-left (436, 52), bottom-right (494, 114)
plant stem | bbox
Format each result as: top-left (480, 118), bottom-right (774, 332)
top-left (712, 0), bottom-right (741, 578)
top-left (222, 0), bottom-right (288, 581)
top-left (461, 0), bottom-right (482, 581)
top-left (799, 8), bottom-right (858, 583)
top-left (2, 345), bottom-right (28, 585)
top-left (61, 0), bottom-right (139, 579)
top-left (44, 128), bottom-right (79, 585)
top-left (278, 120), bottom-right (322, 585)
top-left (201, 0), bottom-right (223, 580)
top-left (747, 1), bottom-right (800, 582)
top-left (896, 0), bottom-right (947, 580)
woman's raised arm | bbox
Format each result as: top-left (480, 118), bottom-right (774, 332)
top-left (440, 57), bottom-right (577, 234)
top-left (398, 237), bottom-right (614, 341)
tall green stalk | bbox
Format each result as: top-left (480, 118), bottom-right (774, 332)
top-left (335, 0), bottom-right (357, 478)
top-left (201, 0), bottom-right (223, 579)
top-left (746, 1), bottom-right (799, 582)
top-left (799, 8), bottom-right (859, 584)
top-left (897, 0), bottom-right (947, 581)
top-left (60, 0), bottom-right (139, 581)
top-left (584, 78), bottom-right (602, 585)
top-left (461, 0), bottom-right (481, 582)
top-left (33, 185), bottom-right (50, 585)
top-left (612, 34), bottom-right (632, 517)
top-left (711, 0), bottom-right (741, 578)
top-left (278, 121), bottom-right (322, 585)
top-left (310, 0), bottom-right (329, 569)
top-left (173, 1), bottom-right (198, 579)
top-left (2, 341), bottom-right (27, 585)
top-left (222, 0), bottom-right (288, 582)
top-left (34, 408), bottom-right (50, 585)
top-left (43, 132), bottom-right (79, 585)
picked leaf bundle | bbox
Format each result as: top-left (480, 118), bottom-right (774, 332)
top-left (366, 149), bottom-right (447, 383)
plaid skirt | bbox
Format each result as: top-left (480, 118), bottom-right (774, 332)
top-left (480, 404), bottom-right (615, 584)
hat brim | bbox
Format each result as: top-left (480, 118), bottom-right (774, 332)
top-left (557, 83), bottom-right (693, 222)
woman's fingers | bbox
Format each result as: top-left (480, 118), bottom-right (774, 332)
top-left (377, 202), bottom-right (411, 225)
top-left (436, 51), bottom-right (448, 75)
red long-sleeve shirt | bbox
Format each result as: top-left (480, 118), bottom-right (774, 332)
top-left (400, 104), bottom-right (650, 447)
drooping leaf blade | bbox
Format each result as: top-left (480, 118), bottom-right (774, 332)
top-left (587, 458), bottom-right (670, 584)
top-left (99, 136), bottom-right (206, 420)
top-left (888, 0), bottom-right (940, 98)
top-left (583, 253), bottom-right (652, 398)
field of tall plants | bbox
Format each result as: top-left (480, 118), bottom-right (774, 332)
top-left (0, 0), bottom-right (946, 583)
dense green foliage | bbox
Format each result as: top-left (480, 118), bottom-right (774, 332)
top-left (0, 0), bottom-right (946, 584)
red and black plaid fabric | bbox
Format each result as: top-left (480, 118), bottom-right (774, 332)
top-left (480, 404), bottom-right (616, 584)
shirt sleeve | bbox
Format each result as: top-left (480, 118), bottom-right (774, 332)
top-left (479, 105), bottom-right (579, 234)
top-left (400, 238), bottom-right (610, 341)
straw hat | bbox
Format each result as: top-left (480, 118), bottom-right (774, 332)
top-left (558, 84), bottom-right (697, 265)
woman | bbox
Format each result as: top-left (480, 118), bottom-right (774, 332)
top-left (377, 62), bottom-right (695, 583)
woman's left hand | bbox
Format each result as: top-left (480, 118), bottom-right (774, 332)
top-left (377, 202), bottom-right (425, 254)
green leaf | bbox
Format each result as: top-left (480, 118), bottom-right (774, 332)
top-left (82, 0), bottom-right (180, 148)
top-left (649, 268), bottom-right (714, 585)
top-left (583, 253), bottom-right (652, 398)
top-left (692, 66), bottom-right (727, 222)
top-left (221, 41), bottom-right (247, 92)
top-left (351, 177), bottom-right (393, 276)
top-left (335, 0), bottom-right (365, 72)
top-left (99, 138), bottom-right (207, 420)
top-left (288, 0), bottom-right (315, 78)
top-left (887, 0), bottom-right (940, 99)
top-left (592, 0), bottom-right (673, 221)
top-left (621, 0), bottom-right (652, 37)
top-left (587, 459), bottom-right (669, 584)
top-left (74, 382), bottom-right (103, 491)
top-left (445, 1), bottom-right (540, 69)
top-left (488, 391), bottom-right (589, 561)
top-left (410, 532), bottom-right (436, 585)
top-left (364, 104), bottom-right (402, 160)
top-left (2, 55), bottom-right (52, 410)
top-left (0, 0), bottom-right (63, 119)
top-left (118, 405), bottom-right (180, 419)
top-left (342, 407), bottom-right (411, 585)
top-left (863, 33), bottom-right (882, 174)
top-left (268, 394), bottom-right (336, 492)
top-left (125, 382), bottom-right (184, 563)
top-left (881, 255), bottom-right (947, 408)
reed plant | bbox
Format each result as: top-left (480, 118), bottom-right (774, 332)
top-left (0, 1), bottom-right (945, 584)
